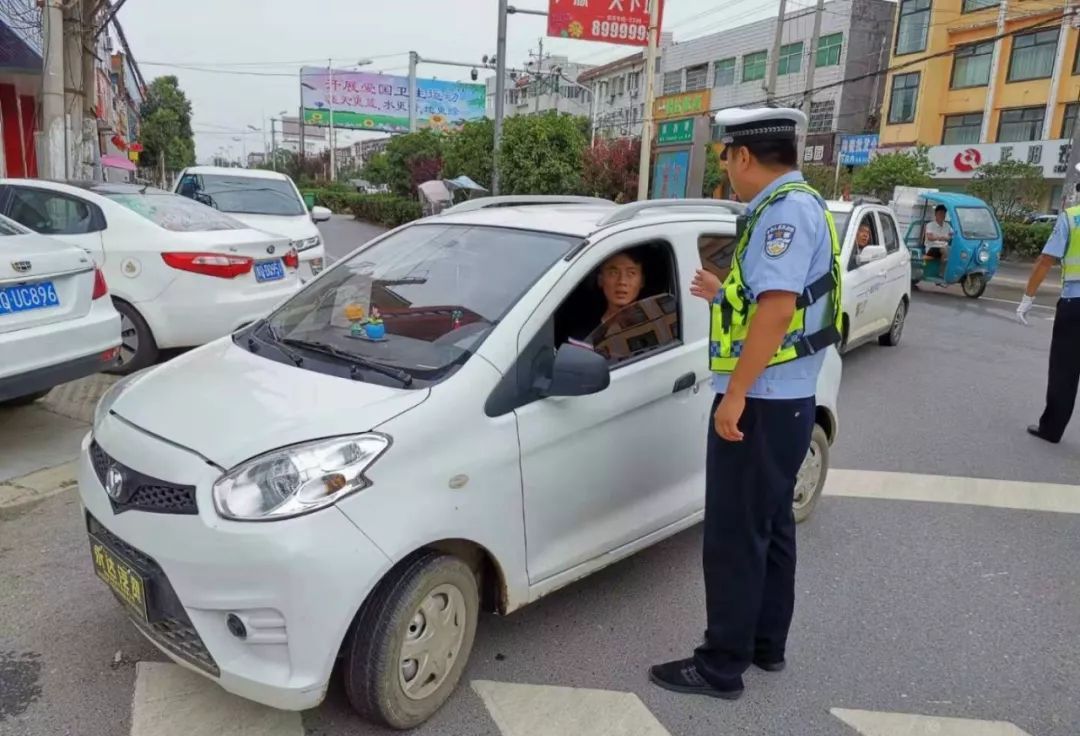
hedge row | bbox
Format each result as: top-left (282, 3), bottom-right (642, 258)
top-left (349, 194), bottom-right (422, 228)
top-left (308, 188), bottom-right (365, 214)
top-left (1002, 221), bottom-right (1054, 260)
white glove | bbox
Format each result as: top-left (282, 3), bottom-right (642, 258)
top-left (1017, 295), bottom-right (1034, 325)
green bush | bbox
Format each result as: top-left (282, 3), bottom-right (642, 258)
top-left (349, 194), bottom-right (422, 228)
top-left (308, 188), bottom-right (364, 214)
top-left (1001, 221), bottom-right (1053, 260)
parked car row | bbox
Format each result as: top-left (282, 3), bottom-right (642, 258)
top-left (0, 169), bottom-right (332, 405)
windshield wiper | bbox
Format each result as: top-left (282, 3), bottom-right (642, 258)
top-left (281, 337), bottom-right (414, 387)
top-left (247, 319), bottom-right (304, 366)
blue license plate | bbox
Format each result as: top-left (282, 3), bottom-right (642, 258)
top-left (0, 281), bottom-right (60, 316)
top-left (254, 260), bottom-right (284, 283)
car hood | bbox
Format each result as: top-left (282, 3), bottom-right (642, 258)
top-left (111, 339), bottom-right (428, 468)
top-left (221, 213), bottom-right (318, 241)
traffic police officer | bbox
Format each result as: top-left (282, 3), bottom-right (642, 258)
top-left (1016, 166), bottom-right (1080, 443)
top-left (649, 107), bottom-right (842, 700)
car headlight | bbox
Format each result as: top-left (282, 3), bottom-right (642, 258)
top-left (93, 369), bottom-right (152, 429)
top-left (212, 434), bottom-right (390, 521)
top-left (977, 247), bottom-right (990, 264)
top-left (291, 235), bottom-right (321, 252)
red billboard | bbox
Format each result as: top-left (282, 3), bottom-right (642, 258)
top-left (547, 0), bottom-right (664, 47)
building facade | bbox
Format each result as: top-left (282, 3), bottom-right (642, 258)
top-left (577, 33), bottom-right (673, 140)
top-left (660, 0), bottom-right (895, 165)
top-left (0, 0), bottom-right (42, 177)
top-left (485, 55), bottom-right (595, 120)
top-left (878, 0), bottom-right (1078, 208)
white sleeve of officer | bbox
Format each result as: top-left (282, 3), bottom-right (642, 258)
top-left (742, 194), bottom-right (819, 298)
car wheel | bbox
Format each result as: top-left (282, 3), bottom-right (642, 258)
top-left (343, 551), bottom-right (479, 730)
top-left (962, 273), bottom-right (987, 299)
top-left (109, 300), bottom-right (158, 375)
top-left (793, 424), bottom-right (829, 524)
top-left (1, 389), bottom-right (51, 407)
top-left (879, 299), bottom-right (907, 346)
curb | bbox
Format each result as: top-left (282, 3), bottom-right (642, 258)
top-left (0, 461), bottom-right (79, 519)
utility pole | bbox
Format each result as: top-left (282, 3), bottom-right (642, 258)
top-left (529, 38), bottom-right (547, 115)
top-left (979, 0), bottom-right (1009, 143)
top-left (81, 0), bottom-right (98, 179)
top-left (799, 0), bottom-right (824, 163)
top-left (492, 0), bottom-right (509, 195)
top-left (1063, 104), bottom-right (1080, 209)
top-left (636, 0), bottom-right (661, 201)
top-left (408, 51), bottom-right (419, 132)
top-left (765, 0), bottom-right (788, 103)
top-left (41, 0), bottom-right (66, 179)
top-left (270, 119), bottom-right (277, 171)
top-left (328, 59), bottom-right (336, 181)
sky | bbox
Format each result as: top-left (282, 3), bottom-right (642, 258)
top-left (117, 0), bottom-right (791, 163)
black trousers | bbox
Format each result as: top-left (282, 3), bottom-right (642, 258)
top-left (1038, 297), bottom-right (1080, 442)
top-left (694, 393), bottom-right (815, 686)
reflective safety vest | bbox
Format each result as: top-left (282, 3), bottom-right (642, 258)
top-left (1062, 205), bottom-right (1080, 285)
top-left (709, 181), bottom-right (843, 374)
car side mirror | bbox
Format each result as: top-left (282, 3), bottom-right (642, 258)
top-left (857, 244), bottom-right (887, 265)
top-left (310, 205), bottom-right (332, 223)
top-left (536, 343), bottom-right (610, 398)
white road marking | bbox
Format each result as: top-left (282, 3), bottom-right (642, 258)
top-left (825, 469), bottom-right (1080, 514)
top-left (979, 296), bottom-right (1055, 310)
top-left (129, 662), bottom-right (302, 736)
top-left (473, 680), bottom-right (671, 736)
top-left (831, 707), bottom-right (1033, 735)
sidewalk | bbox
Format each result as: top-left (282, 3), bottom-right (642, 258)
top-left (994, 260), bottom-right (1061, 296)
top-left (0, 374), bottom-right (115, 517)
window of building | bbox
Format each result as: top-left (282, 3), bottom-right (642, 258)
top-left (895, 0), bottom-right (931, 56)
top-left (778, 42), bottom-right (803, 76)
top-left (962, 0), bottom-right (997, 10)
top-left (809, 100), bottom-right (835, 132)
top-left (662, 70), bottom-right (682, 95)
top-left (887, 72), bottom-right (920, 124)
top-left (616, 76), bottom-right (626, 95)
top-left (942, 113), bottom-right (983, 144)
top-left (950, 41), bottom-right (994, 88)
top-left (628, 71), bottom-right (641, 91)
top-left (816, 33), bottom-right (843, 67)
top-left (997, 106), bottom-right (1046, 143)
top-left (1062, 103), bottom-right (1080, 139)
top-left (743, 50), bottom-right (768, 82)
top-left (713, 58), bottom-right (736, 87)
top-left (685, 63), bottom-right (708, 91)
top-left (1007, 29), bottom-right (1059, 82)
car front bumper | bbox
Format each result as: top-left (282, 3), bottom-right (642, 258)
top-left (78, 417), bottom-right (391, 711)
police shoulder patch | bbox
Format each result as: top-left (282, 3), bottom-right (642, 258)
top-left (763, 223), bottom-right (796, 258)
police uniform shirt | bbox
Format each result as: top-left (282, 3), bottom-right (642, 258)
top-left (711, 170), bottom-right (834, 400)
top-left (1043, 213), bottom-right (1080, 298)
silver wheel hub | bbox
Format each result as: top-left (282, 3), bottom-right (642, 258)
top-left (399, 583), bottom-right (467, 701)
top-left (891, 303), bottom-right (906, 341)
top-left (119, 313), bottom-right (139, 365)
top-left (794, 440), bottom-right (823, 510)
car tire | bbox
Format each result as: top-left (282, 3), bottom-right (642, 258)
top-left (343, 551), bottom-right (480, 730)
top-left (878, 299), bottom-right (907, 347)
top-left (109, 300), bottom-right (158, 375)
top-left (793, 424), bottom-right (829, 524)
top-left (1, 389), bottom-right (51, 407)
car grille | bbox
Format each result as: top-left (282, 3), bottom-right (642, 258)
top-left (90, 441), bottom-right (199, 515)
top-left (86, 514), bottom-right (220, 677)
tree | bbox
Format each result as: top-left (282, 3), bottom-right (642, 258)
top-left (442, 119), bottom-right (495, 189)
top-left (703, 144), bottom-right (726, 198)
top-left (383, 129), bottom-right (444, 197)
top-left (582, 137), bottom-right (640, 201)
top-left (499, 113), bottom-right (588, 195)
top-left (360, 152), bottom-right (393, 187)
top-left (967, 160), bottom-right (1048, 222)
top-left (851, 147), bottom-right (934, 201)
top-left (139, 76), bottom-right (196, 172)
top-left (802, 163), bottom-right (851, 199)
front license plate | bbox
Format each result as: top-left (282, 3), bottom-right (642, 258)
top-left (254, 259), bottom-right (285, 282)
top-left (0, 281), bottom-right (60, 316)
top-left (89, 534), bottom-right (149, 622)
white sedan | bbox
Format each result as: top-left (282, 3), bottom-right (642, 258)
top-left (81, 197), bottom-right (841, 729)
top-left (0, 215), bottom-right (119, 404)
top-left (173, 166), bottom-right (331, 282)
top-left (0, 180), bottom-right (301, 372)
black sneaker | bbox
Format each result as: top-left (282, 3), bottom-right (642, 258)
top-left (648, 658), bottom-right (744, 700)
top-left (753, 658), bottom-right (786, 672)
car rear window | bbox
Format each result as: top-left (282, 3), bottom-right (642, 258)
top-left (105, 192), bottom-right (245, 232)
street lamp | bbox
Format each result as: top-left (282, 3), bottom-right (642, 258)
top-left (269, 110), bottom-right (288, 171)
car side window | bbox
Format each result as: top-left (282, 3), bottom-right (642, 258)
top-left (553, 241), bottom-right (681, 369)
top-left (848, 213), bottom-right (879, 271)
top-left (698, 233), bottom-right (736, 282)
top-left (177, 175), bottom-right (198, 199)
top-left (878, 211), bottom-right (900, 254)
top-left (6, 188), bottom-right (102, 235)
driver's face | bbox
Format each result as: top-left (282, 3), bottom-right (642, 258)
top-left (935, 210), bottom-right (946, 224)
top-left (599, 254), bottom-right (644, 312)
top-left (856, 226), bottom-right (871, 247)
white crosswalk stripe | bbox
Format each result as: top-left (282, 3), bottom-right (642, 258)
top-left (831, 708), bottom-right (1034, 735)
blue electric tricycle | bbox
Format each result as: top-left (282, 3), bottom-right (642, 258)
top-left (901, 192), bottom-right (1003, 298)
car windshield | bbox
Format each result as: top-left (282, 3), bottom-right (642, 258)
top-left (261, 224), bottom-right (580, 384)
top-left (105, 192), bottom-right (245, 232)
top-left (187, 174), bottom-right (306, 216)
top-left (955, 206), bottom-right (999, 240)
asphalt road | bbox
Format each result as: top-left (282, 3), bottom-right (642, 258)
top-left (2, 215), bottom-right (1077, 736)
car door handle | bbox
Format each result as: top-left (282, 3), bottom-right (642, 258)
top-left (673, 372), bottom-right (696, 393)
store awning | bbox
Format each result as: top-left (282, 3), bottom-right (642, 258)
top-left (101, 154), bottom-right (136, 171)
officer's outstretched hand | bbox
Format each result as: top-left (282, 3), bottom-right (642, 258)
top-left (691, 268), bottom-right (722, 302)
top-left (714, 392), bottom-right (746, 441)
top-left (1016, 294), bottom-right (1034, 325)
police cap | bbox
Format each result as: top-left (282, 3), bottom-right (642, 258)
top-left (713, 107), bottom-right (807, 147)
